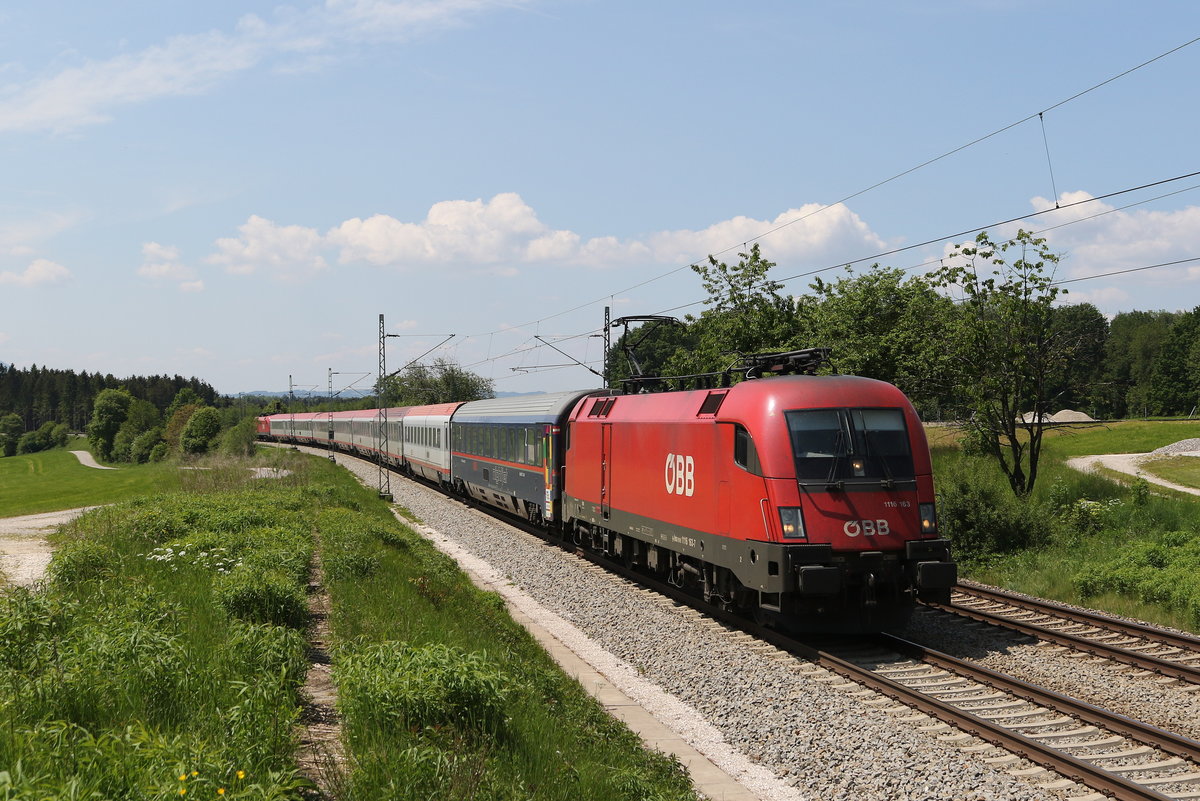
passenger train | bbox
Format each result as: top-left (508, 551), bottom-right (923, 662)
top-left (257, 362), bottom-right (955, 631)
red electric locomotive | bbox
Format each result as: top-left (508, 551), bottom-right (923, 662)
top-left (562, 352), bottom-right (955, 631)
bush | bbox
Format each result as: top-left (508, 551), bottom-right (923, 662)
top-left (129, 427), bottom-right (164, 464)
top-left (936, 456), bottom-right (1057, 562)
top-left (15, 422), bottom-right (67, 455)
top-left (220, 417), bottom-right (259, 458)
top-left (48, 540), bottom-right (117, 585)
top-left (149, 442), bottom-right (168, 462)
top-left (181, 407), bottom-right (221, 455)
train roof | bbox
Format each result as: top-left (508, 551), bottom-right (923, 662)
top-left (453, 389), bottom-right (603, 424)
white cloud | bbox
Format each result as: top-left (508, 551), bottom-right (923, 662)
top-left (138, 241), bottom-right (205, 291)
top-left (208, 215), bottom-right (327, 278)
top-left (0, 1), bottom-right (526, 135)
top-left (1031, 191), bottom-right (1200, 286)
top-left (0, 211), bottom-right (85, 255)
top-left (207, 193), bottom-right (894, 279)
top-left (0, 258), bottom-right (71, 286)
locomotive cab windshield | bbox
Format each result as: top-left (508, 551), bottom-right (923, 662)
top-left (786, 407), bottom-right (915, 488)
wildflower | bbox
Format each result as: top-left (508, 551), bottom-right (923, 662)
top-left (236, 770), bottom-right (245, 780)
top-left (218, 790), bottom-right (226, 796)
top-left (191, 771), bottom-right (199, 777)
top-left (179, 790), bottom-right (186, 797)
top-left (179, 774), bottom-right (187, 782)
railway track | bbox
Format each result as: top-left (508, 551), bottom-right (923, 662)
top-left (931, 583), bottom-right (1200, 685)
top-left (568, 548), bottom-right (1200, 800)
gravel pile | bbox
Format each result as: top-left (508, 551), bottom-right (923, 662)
top-left (1150, 438), bottom-right (1200, 456)
top-left (320, 451), bottom-right (1064, 801)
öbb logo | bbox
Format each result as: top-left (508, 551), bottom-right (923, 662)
top-left (843, 519), bottom-right (891, 537)
top-left (664, 453), bottom-right (695, 497)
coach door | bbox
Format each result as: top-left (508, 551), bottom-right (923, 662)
top-left (600, 423), bottom-right (613, 520)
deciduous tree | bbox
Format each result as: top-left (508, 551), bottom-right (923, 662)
top-left (929, 230), bottom-right (1071, 497)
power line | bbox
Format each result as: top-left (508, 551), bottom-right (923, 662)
top-left (455, 171), bottom-right (1200, 375)
top-left (451, 35), bottom-right (1200, 347)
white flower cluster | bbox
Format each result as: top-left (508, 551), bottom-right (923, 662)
top-left (144, 545), bottom-right (240, 574)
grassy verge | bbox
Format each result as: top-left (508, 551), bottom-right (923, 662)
top-left (0, 451), bottom-right (325, 799)
top-left (933, 421), bottom-right (1200, 633)
top-left (1139, 455), bottom-right (1200, 490)
top-left (317, 477), bottom-right (699, 800)
top-left (0, 444), bottom-right (179, 517)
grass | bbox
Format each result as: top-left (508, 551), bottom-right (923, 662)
top-left (0, 450), bottom-right (322, 799)
top-left (1139, 455), bottom-right (1200, 490)
top-left (317, 474), bottom-right (700, 801)
top-left (2, 446), bottom-right (699, 800)
top-left (0, 443), bottom-right (179, 517)
top-left (1038, 419), bottom-right (1200, 459)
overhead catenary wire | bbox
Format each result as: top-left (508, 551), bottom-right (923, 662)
top-left (403, 36), bottom-right (1200, 380)
top-left (447, 34), bottom-right (1200, 347)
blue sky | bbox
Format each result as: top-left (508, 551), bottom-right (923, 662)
top-left (2, 1), bottom-right (1199, 397)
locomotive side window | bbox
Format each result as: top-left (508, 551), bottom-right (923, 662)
top-left (733, 425), bottom-right (763, 475)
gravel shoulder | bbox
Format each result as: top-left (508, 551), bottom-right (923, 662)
top-left (1066, 452), bottom-right (1200, 496)
top-left (0, 506), bottom-right (98, 588)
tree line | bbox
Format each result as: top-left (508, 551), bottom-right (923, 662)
top-left (0, 364), bottom-right (219, 432)
top-left (607, 237), bottom-right (1200, 423)
top-left (606, 232), bottom-right (1200, 496)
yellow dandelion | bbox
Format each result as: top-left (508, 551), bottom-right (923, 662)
top-left (179, 790), bottom-right (187, 797)
top-left (179, 774), bottom-right (187, 782)
top-left (192, 771), bottom-right (199, 778)
top-left (218, 790), bottom-right (226, 797)
top-left (236, 770), bottom-right (245, 780)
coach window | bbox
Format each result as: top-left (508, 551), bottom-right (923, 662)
top-left (734, 425), bottom-right (763, 475)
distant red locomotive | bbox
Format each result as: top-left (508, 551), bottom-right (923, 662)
top-left (562, 372), bottom-right (955, 630)
top-left (258, 349), bottom-right (955, 631)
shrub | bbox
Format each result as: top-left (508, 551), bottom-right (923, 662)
top-left (129, 427), bottom-right (164, 464)
top-left (936, 463), bottom-right (1056, 562)
top-left (181, 407), bottom-right (221, 455)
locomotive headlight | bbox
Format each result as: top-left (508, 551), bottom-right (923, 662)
top-left (919, 503), bottom-right (937, 536)
top-left (779, 507), bottom-right (806, 539)
top-left (851, 458), bottom-right (865, 477)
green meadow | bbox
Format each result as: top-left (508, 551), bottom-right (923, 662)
top-left (0, 443), bottom-right (180, 517)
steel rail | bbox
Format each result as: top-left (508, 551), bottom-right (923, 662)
top-left (955, 582), bottom-right (1200, 653)
top-left (929, 588), bottom-right (1200, 684)
top-left (878, 632), bottom-right (1200, 763)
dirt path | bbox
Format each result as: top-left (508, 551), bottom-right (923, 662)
top-left (1066, 453), bottom-right (1200, 497)
top-left (69, 450), bottom-right (116, 470)
top-left (0, 506), bottom-right (99, 587)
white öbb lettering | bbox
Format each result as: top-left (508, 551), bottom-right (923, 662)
top-left (664, 453), bottom-right (695, 497)
top-left (843, 519), bottom-right (891, 537)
